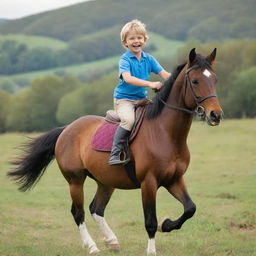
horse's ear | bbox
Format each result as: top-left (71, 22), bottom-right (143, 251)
top-left (189, 48), bottom-right (196, 64)
top-left (206, 48), bottom-right (217, 64)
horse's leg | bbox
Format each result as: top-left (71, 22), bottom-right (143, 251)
top-left (141, 178), bottom-right (158, 256)
top-left (69, 177), bottom-right (100, 254)
top-left (89, 183), bottom-right (120, 250)
top-left (159, 177), bottom-right (196, 232)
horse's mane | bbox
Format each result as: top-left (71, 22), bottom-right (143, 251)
top-left (146, 54), bottom-right (211, 119)
top-left (146, 63), bottom-right (186, 119)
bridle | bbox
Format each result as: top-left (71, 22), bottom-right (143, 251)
top-left (158, 64), bottom-right (217, 116)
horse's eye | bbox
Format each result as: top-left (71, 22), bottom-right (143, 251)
top-left (191, 79), bottom-right (199, 85)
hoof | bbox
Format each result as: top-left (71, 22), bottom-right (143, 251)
top-left (147, 249), bottom-right (156, 256)
top-left (88, 245), bottom-right (100, 254)
top-left (105, 243), bottom-right (121, 251)
top-left (89, 248), bottom-right (100, 254)
top-left (104, 237), bottom-right (120, 251)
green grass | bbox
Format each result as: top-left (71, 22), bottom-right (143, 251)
top-left (0, 34), bottom-right (67, 50)
top-left (149, 32), bottom-right (184, 59)
top-left (0, 119), bottom-right (255, 256)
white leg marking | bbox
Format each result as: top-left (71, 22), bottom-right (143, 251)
top-left (157, 216), bottom-right (169, 232)
top-left (147, 238), bottom-right (156, 255)
top-left (92, 213), bottom-right (119, 245)
top-left (79, 222), bottom-right (100, 254)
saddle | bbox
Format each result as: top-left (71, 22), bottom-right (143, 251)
top-left (92, 99), bottom-right (150, 152)
top-left (91, 99), bottom-right (150, 188)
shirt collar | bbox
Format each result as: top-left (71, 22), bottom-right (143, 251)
top-left (126, 50), bottom-right (146, 59)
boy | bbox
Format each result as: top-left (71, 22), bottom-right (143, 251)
top-left (109, 19), bottom-right (171, 165)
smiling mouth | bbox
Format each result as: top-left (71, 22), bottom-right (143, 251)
top-left (132, 44), bottom-right (141, 48)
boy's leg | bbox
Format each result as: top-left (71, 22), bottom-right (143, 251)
top-left (108, 99), bottom-right (135, 165)
top-left (114, 99), bottom-right (135, 131)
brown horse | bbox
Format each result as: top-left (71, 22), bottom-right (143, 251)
top-left (8, 48), bottom-right (223, 255)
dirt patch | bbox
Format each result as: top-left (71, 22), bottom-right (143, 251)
top-left (230, 221), bottom-right (256, 230)
top-left (215, 193), bottom-right (238, 200)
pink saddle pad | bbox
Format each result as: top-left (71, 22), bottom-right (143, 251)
top-left (92, 105), bottom-right (147, 152)
top-left (92, 122), bottom-right (118, 152)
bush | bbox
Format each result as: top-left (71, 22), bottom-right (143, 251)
top-left (0, 78), bottom-right (19, 93)
top-left (224, 67), bottom-right (256, 118)
top-left (0, 90), bottom-right (11, 132)
top-left (57, 72), bottom-right (117, 124)
top-left (6, 76), bottom-right (81, 131)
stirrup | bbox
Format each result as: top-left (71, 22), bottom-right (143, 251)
top-left (109, 151), bottom-right (130, 165)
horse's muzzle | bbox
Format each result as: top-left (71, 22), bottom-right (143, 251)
top-left (207, 110), bottom-right (223, 126)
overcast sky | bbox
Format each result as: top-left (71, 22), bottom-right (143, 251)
top-left (0, 0), bottom-right (91, 19)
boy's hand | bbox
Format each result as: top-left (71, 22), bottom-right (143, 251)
top-left (148, 81), bottom-right (163, 90)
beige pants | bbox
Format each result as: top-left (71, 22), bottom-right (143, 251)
top-left (114, 99), bottom-right (140, 131)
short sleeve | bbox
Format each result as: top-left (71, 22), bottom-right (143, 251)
top-left (119, 57), bottom-right (131, 78)
top-left (149, 55), bottom-right (163, 74)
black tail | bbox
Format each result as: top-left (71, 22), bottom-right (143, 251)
top-left (7, 127), bottom-right (65, 192)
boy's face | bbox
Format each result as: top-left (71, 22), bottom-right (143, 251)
top-left (124, 30), bottom-right (146, 55)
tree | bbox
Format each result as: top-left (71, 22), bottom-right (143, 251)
top-left (5, 90), bottom-right (32, 132)
top-left (225, 67), bottom-right (256, 118)
top-left (56, 72), bottom-right (117, 125)
top-left (17, 47), bottom-right (57, 72)
top-left (0, 78), bottom-right (19, 93)
top-left (5, 76), bottom-right (81, 131)
top-left (0, 90), bottom-right (11, 132)
top-left (0, 40), bottom-right (27, 74)
top-left (28, 76), bottom-right (81, 130)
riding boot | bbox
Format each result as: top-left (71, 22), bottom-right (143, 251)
top-left (108, 126), bottom-right (131, 165)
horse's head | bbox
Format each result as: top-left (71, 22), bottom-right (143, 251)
top-left (184, 48), bottom-right (223, 126)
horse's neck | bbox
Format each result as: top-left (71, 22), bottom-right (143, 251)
top-left (158, 70), bottom-right (193, 142)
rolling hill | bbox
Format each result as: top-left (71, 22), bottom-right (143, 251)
top-left (0, 0), bottom-right (254, 42)
top-left (0, 34), bottom-right (67, 50)
top-left (0, 34), bottom-right (184, 86)
top-left (0, 18), bottom-right (8, 23)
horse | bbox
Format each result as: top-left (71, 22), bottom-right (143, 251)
top-left (8, 48), bottom-right (223, 255)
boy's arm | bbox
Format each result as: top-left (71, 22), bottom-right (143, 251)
top-left (158, 70), bottom-right (171, 80)
top-left (122, 72), bottom-right (162, 90)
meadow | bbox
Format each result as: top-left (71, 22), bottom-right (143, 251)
top-left (0, 119), bottom-right (255, 256)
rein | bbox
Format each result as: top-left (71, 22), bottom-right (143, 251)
top-left (158, 65), bottom-right (217, 116)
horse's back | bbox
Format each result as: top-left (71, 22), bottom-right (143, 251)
top-left (55, 115), bottom-right (104, 172)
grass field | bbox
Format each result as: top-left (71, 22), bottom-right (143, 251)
top-left (0, 119), bottom-right (255, 256)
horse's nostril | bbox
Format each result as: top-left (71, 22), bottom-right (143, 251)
top-left (210, 111), bottom-right (220, 122)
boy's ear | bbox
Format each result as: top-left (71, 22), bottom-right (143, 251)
top-left (123, 41), bottom-right (128, 48)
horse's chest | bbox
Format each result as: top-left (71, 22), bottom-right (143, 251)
top-left (159, 157), bottom-right (188, 183)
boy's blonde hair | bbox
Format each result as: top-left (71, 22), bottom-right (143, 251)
top-left (120, 19), bottom-right (149, 47)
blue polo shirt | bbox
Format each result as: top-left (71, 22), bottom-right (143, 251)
top-left (114, 50), bottom-right (163, 100)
